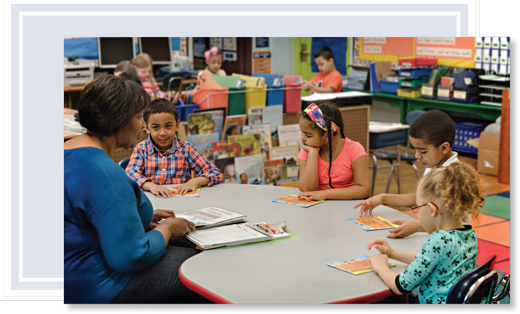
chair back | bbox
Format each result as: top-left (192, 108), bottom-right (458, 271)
top-left (163, 74), bottom-right (183, 93)
top-left (119, 157), bottom-right (131, 170)
top-left (447, 255), bottom-right (498, 304)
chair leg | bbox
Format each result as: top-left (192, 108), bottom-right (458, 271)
top-left (410, 162), bottom-right (420, 180)
top-left (371, 153), bottom-right (378, 197)
top-left (385, 161), bottom-right (394, 194)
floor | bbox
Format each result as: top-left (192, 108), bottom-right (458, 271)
top-left (370, 148), bottom-right (510, 275)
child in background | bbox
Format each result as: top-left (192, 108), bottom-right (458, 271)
top-left (297, 102), bottom-right (371, 200)
top-left (126, 98), bottom-right (222, 198)
top-left (132, 53), bottom-right (167, 99)
top-left (367, 162), bottom-right (484, 304)
top-left (302, 46), bottom-right (343, 94)
top-left (198, 47), bottom-right (226, 79)
top-left (114, 60), bottom-right (142, 86)
top-left (354, 110), bottom-right (461, 238)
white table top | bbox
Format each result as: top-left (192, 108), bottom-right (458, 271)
top-left (144, 184), bottom-right (428, 304)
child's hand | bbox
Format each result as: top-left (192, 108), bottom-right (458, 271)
top-left (149, 184), bottom-right (174, 198)
top-left (354, 194), bottom-right (384, 217)
top-left (367, 237), bottom-right (394, 258)
top-left (174, 181), bottom-right (198, 195)
top-left (369, 253), bottom-right (390, 273)
top-left (301, 142), bottom-right (319, 153)
top-left (302, 80), bottom-right (312, 91)
top-left (298, 191), bottom-right (326, 201)
top-left (387, 220), bottom-right (422, 238)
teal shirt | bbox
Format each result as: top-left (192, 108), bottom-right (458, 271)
top-left (396, 225), bottom-right (478, 304)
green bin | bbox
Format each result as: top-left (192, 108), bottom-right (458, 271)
top-left (227, 86), bottom-right (246, 115)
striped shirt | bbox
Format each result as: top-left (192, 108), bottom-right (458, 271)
top-left (126, 136), bottom-right (222, 188)
top-left (140, 76), bottom-right (167, 99)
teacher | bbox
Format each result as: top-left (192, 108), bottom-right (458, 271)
top-left (64, 75), bottom-right (206, 304)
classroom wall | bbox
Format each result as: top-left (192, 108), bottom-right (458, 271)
top-left (251, 37), bottom-right (295, 76)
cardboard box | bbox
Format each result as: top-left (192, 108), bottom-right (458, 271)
top-left (467, 132), bottom-right (500, 176)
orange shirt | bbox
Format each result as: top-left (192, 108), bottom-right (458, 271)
top-left (309, 70), bottom-right (343, 93)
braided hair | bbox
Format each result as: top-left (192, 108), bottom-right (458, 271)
top-left (301, 101), bottom-right (345, 188)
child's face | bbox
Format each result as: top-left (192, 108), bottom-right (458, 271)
top-left (314, 56), bottom-right (335, 74)
top-left (206, 54), bottom-right (222, 74)
top-left (409, 136), bottom-right (452, 169)
top-left (145, 112), bottom-right (179, 152)
top-left (299, 116), bottom-right (327, 148)
top-left (136, 65), bottom-right (152, 80)
top-left (223, 164), bottom-right (237, 183)
top-left (240, 173), bottom-right (248, 184)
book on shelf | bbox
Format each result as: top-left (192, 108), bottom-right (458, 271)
top-left (213, 140), bottom-right (229, 160)
top-left (227, 133), bottom-right (262, 157)
top-left (264, 159), bottom-right (284, 186)
top-left (235, 154), bottom-right (265, 185)
top-left (271, 145), bottom-right (299, 166)
top-left (185, 221), bottom-right (290, 250)
top-left (186, 132), bottom-right (220, 163)
top-left (187, 110), bottom-right (224, 139)
top-left (277, 124), bottom-right (302, 150)
top-left (214, 157), bottom-right (237, 184)
top-left (176, 206), bottom-right (246, 229)
top-left (248, 107), bottom-right (264, 125)
top-left (262, 105), bottom-right (283, 134)
top-left (222, 114), bottom-right (247, 141)
top-left (327, 255), bottom-right (396, 275)
top-left (243, 123), bottom-right (272, 160)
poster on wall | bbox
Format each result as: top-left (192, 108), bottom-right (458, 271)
top-left (180, 37), bottom-right (187, 56)
top-left (256, 37), bottom-right (269, 48)
top-left (210, 37), bottom-right (223, 50)
top-left (253, 51), bottom-right (271, 74)
top-left (223, 37), bottom-right (237, 61)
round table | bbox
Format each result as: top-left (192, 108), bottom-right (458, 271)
top-left (145, 184), bottom-right (428, 304)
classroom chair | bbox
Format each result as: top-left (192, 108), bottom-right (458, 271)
top-left (446, 255), bottom-right (510, 304)
top-left (119, 157), bottom-right (131, 170)
top-left (370, 110), bottom-right (425, 196)
top-left (162, 74), bottom-right (183, 94)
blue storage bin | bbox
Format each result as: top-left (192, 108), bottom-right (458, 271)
top-left (252, 72), bottom-right (283, 86)
top-left (266, 85), bottom-right (285, 106)
top-left (452, 122), bottom-right (487, 155)
top-left (369, 129), bottom-right (408, 149)
top-left (398, 68), bottom-right (433, 78)
top-left (380, 79), bottom-right (399, 95)
top-left (175, 99), bottom-right (200, 121)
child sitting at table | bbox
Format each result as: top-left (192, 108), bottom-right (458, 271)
top-left (302, 46), bottom-right (343, 94)
top-left (132, 53), bottom-right (167, 99)
top-left (354, 110), bottom-right (461, 238)
top-left (198, 46), bottom-right (226, 79)
top-left (125, 98), bottom-right (222, 198)
top-left (367, 162), bottom-right (483, 304)
top-left (297, 102), bottom-right (371, 200)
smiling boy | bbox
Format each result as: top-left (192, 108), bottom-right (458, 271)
top-left (125, 98), bottom-right (222, 198)
top-left (354, 110), bottom-right (460, 238)
top-left (302, 46), bottom-right (343, 94)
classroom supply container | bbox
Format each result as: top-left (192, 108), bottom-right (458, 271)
top-left (244, 85), bottom-right (267, 112)
top-left (399, 78), bottom-right (424, 88)
top-left (421, 83), bottom-right (436, 99)
top-left (379, 79), bottom-right (399, 95)
top-left (252, 73), bottom-right (285, 107)
top-left (397, 88), bottom-right (422, 98)
top-left (175, 99), bottom-right (200, 121)
top-left (193, 87), bottom-right (229, 112)
top-left (213, 76), bottom-right (246, 116)
top-left (369, 129), bottom-right (408, 149)
top-left (453, 122), bottom-right (487, 154)
top-left (397, 68), bottom-right (433, 78)
top-left (283, 75), bottom-right (302, 113)
top-left (398, 58), bottom-right (438, 68)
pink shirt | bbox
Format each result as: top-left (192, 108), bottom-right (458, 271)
top-left (298, 138), bottom-right (367, 190)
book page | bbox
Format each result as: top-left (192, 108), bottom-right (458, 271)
top-left (347, 216), bottom-right (398, 231)
top-left (177, 206), bottom-right (245, 226)
top-left (327, 255), bottom-right (395, 275)
top-left (188, 224), bottom-right (268, 246)
top-left (273, 194), bottom-right (324, 207)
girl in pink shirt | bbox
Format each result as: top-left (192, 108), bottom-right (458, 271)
top-left (298, 102), bottom-right (371, 200)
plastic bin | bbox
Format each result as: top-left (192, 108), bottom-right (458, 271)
top-left (380, 79), bottom-right (399, 95)
top-left (398, 58), bottom-right (438, 68)
top-left (283, 75), bottom-right (302, 113)
top-left (193, 87), bottom-right (229, 112)
top-left (399, 78), bottom-right (424, 88)
top-left (453, 122), bottom-right (486, 154)
top-left (252, 73), bottom-right (283, 86)
top-left (175, 99), bottom-right (200, 121)
top-left (398, 68), bottom-right (433, 78)
top-left (227, 86), bottom-right (246, 115)
top-left (397, 88), bottom-right (422, 98)
top-left (244, 85), bottom-right (267, 112)
top-left (266, 85), bottom-right (285, 107)
top-left (421, 83), bottom-right (436, 99)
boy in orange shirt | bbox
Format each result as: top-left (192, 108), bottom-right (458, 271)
top-left (302, 46), bottom-right (343, 94)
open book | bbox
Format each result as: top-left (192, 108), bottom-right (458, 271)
top-left (176, 206), bottom-right (246, 229)
top-left (272, 194), bottom-right (324, 208)
top-left (185, 222), bottom-right (290, 250)
top-left (327, 255), bottom-right (396, 275)
top-left (347, 216), bottom-right (398, 231)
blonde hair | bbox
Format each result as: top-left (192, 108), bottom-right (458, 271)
top-left (420, 162), bottom-right (484, 221)
top-left (132, 53), bottom-right (155, 92)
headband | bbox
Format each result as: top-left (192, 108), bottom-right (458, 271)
top-left (204, 47), bottom-right (220, 60)
top-left (304, 103), bottom-right (339, 133)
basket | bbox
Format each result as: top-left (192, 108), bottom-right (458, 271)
top-left (244, 85), bottom-right (267, 112)
top-left (193, 87), bottom-right (229, 111)
top-left (453, 122), bottom-right (487, 154)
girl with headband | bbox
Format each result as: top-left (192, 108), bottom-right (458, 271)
top-left (198, 46), bottom-right (227, 79)
top-left (297, 102), bottom-right (371, 200)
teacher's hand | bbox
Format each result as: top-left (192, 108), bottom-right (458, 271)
top-left (148, 209), bottom-right (176, 230)
top-left (163, 217), bottom-right (196, 242)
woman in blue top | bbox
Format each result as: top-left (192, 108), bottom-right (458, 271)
top-left (64, 75), bottom-right (206, 304)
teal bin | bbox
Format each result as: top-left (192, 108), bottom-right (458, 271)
top-left (266, 85), bottom-right (285, 106)
top-left (213, 76), bottom-right (246, 115)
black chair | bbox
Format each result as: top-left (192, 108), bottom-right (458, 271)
top-left (162, 74), bottom-right (183, 94)
top-left (446, 255), bottom-right (509, 304)
top-left (119, 157), bottom-right (131, 170)
top-left (370, 110), bottom-right (425, 196)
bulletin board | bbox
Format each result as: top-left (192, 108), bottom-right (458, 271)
top-left (357, 37), bottom-right (476, 68)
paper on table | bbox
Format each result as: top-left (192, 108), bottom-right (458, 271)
top-left (186, 223), bottom-right (269, 249)
top-left (347, 216), bottom-right (398, 231)
top-left (169, 188), bottom-right (201, 197)
top-left (327, 255), bottom-right (396, 275)
top-left (176, 206), bottom-right (245, 228)
top-left (272, 194), bottom-right (324, 208)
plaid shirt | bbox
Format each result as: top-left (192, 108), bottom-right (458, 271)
top-left (126, 136), bottom-right (222, 188)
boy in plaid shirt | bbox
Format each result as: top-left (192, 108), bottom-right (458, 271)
top-left (126, 98), bottom-right (222, 197)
